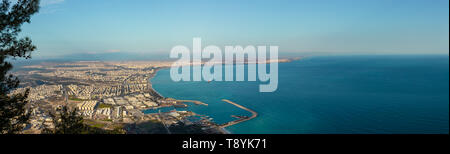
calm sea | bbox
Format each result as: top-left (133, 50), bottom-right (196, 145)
top-left (146, 55), bottom-right (449, 134)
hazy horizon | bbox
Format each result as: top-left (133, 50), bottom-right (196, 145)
top-left (18, 0), bottom-right (450, 59)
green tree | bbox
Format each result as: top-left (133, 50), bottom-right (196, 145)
top-left (43, 106), bottom-right (125, 134)
top-left (43, 106), bottom-right (86, 134)
top-left (0, 0), bottom-right (40, 134)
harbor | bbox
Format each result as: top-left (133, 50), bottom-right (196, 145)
top-left (219, 99), bottom-right (258, 128)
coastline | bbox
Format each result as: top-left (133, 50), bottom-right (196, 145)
top-left (147, 67), bottom-right (165, 99)
top-left (146, 58), bottom-right (299, 134)
top-left (17, 56), bottom-right (449, 134)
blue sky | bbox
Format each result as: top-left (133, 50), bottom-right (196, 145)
top-left (20, 0), bottom-right (449, 58)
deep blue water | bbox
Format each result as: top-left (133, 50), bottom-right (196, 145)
top-left (147, 55), bottom-right (449, 134)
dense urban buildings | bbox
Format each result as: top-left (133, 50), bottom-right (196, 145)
top-left (11, 61), bottom-right (220, 134)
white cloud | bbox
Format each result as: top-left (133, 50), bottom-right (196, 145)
top-left (40, 0), bottom-right (65, 7)
top-left (38, 0), bottom-right (65, 14)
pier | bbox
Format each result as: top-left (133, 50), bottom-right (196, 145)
top-left (176, 100), bottom-right (208, 106)
top-left (219, 99), bottom-right (258, 128)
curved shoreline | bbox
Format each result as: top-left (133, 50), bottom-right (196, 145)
top-left (147, 67), bottom-right (166, 99)
top-left (148, 67), bottom-right (208, 106)
top-left (147, 66), bottom-right (264, 134)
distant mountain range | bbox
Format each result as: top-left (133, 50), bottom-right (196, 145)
top-left (57, 52), bottom-right (172, 61)
top-left (10, 51), bottom-right (309, 68)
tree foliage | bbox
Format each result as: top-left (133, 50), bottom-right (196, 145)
top-left (0, 0), bottom-right (40, 134)
top-left (43, 106), bottom-right (125, 134)
top-left (43, 106), bottom-right (86, 134)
